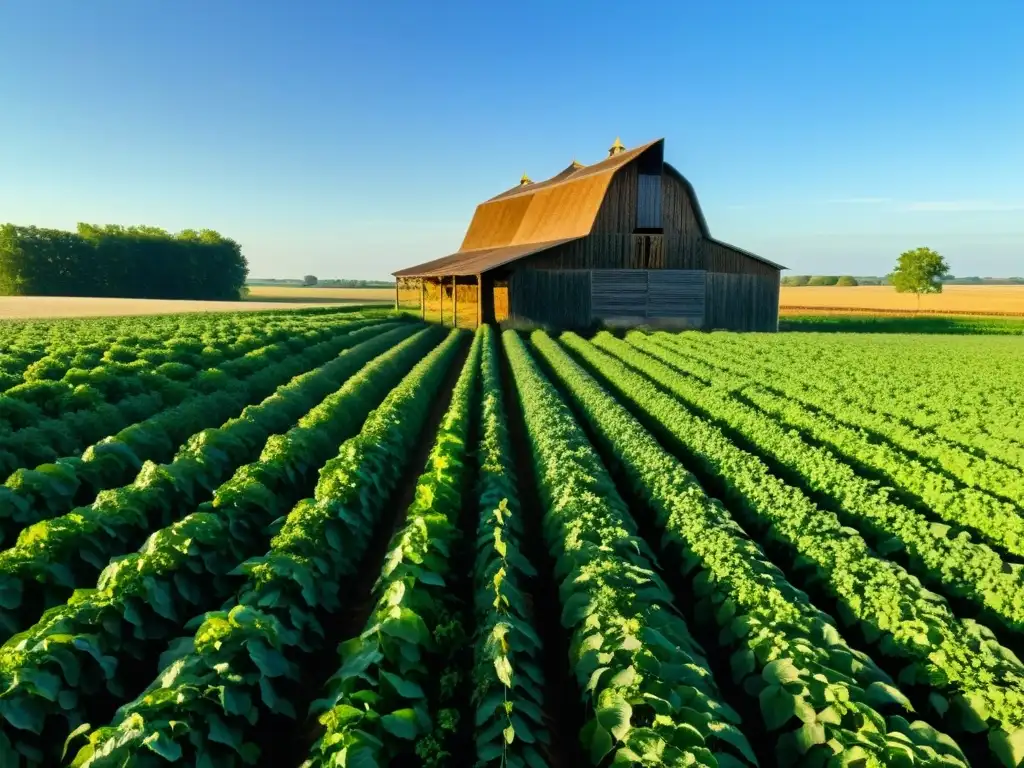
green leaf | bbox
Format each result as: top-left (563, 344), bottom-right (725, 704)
top-left (759, 684), bottom-right (797, 730)
top-left (762, 658), bottom-right (801, 685)
top-left (796, 721), bottom-right (826, 754)
top-left (62, 722), bottom-right (92, 760)
top-left (380, 670), bottom-right (426, 700)
top-left (596, 698), bottom-right (632, 742)
top-left (582, 719), bottom-right (615, 765)
top-left (207, 713), bottom-right (241, 750)
top-left (865, 681), bottom-right (914, 712)
top-left (381, 708), bottom-right (420, 740)
top-left (708, 721), bottom-right (759, 766)
top-left (989, 728), bottom-right (1024, 768)
top-left (143, 731), bottom-right (183, 760)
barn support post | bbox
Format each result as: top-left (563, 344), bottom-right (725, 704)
top-left (476, 274), bottom-right (482, 328)
top-left (420, 279), bottom-right (425, 320)
top-left (394, 280), bottom-right (399, 312)
top-left (452, 275), bottom-right (458, 328)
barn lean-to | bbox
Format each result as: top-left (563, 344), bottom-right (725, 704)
top-left (394, 137), bottom-right (784, 331)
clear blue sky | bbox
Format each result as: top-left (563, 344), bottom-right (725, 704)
top-left (2, 1), bottom-right (1022, 279)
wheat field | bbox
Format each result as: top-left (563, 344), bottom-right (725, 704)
top-left (780, 285), bottom-right (1024, 316)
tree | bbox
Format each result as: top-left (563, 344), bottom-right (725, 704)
top-left (889, 247), bottom-right (950, 310)
top-left (302, 274), bottom-right (318, 286)
top-left (782, 275), bottom-right (811, 286)
top-left (836, 275), bottom-right (859, 286)
top-left (808, 275), bottom-right (840, 286)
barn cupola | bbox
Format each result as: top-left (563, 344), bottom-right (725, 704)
top-left (608, 137), bottom-right (626, 157)
top-left (519, 172), bottom-right (533, 186)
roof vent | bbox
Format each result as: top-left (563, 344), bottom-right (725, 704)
top-left (519, 172), bottom-right (533, 186)
top-left (608, 137), bottom-right (626, 157)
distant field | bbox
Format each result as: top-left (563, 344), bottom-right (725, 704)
top-left (245, 285), bottom-right (393, 303)
top-left (780, 285), bottom-right (1024, 316)
top-left (0, 295), bottom-right (371, 319)
top-left (0, 287), bottom-right (390, 319)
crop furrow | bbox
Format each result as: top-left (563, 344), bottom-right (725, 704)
top-left (561, 332), bottom-right (1024, 768)
top-left (503, 330), bottom-right (758, 767)
top-left (662, 333), bottom-right (1024, 502)
top-left (304, 327), bottom-right (481, 766)
top-left (0, 313), bottom-right (370, 474)
top-left (533, 329), bottom-right (969, 766)
top-left (467, 325), bottom-right (550, 767)
top-left (0, 325), bottom-right (446, 766)
top-left (613, 332), bottom-right (1024, 641)
top-left (0, 318), bottom-right (391, 542)
top-left (0, 323), bottom-right (424, 640)
top-left (61, 328), bottom-right (465, 768)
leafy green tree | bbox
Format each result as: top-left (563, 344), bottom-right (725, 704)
top-left (302, 274), bottom-right (318, 286)
top-left (782, 275), bottom-right (811, 286)
top-left (889, 247), bottom-right (950, 309)
top-left (808, 275), bottom-right (840, 286)
top-left (836, 275), bottom-right (859, 286)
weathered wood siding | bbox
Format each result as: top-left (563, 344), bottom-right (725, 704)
top-left (508, 269), bottom-right (591, 328)
top-left (591, 162), bottom-right (638, 234)
top-left (521, 234), bottom-right (668, 270)
top-left (637, 174), bottom-right (663, 229)
top-left (701, 239), bottom-right (779, 278)
top-left (591, 270), bottom-right (647, 318)
top-left (663, 171), bottom-right (704, 249)
top-left (705, 272), bottom-right (780, 331)
top-left (591, 269), bottom-right (705, 325)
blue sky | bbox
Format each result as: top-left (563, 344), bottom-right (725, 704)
top-left (2, 1), bottom-right (1022, 279)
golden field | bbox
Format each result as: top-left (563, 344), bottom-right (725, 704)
top-left (244, 285), bottom-right (393, 303)
top-left (780, 285), bottom-right (1024, 316)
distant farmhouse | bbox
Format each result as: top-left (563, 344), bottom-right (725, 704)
top-left (395, 138), bottom-right (784, 331)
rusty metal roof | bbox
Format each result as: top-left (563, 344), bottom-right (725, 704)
top-left (393, 238), bottom-right (582, 278)
top-left (393, 139), bottom-right (785, 278)
top-left (486, 139), bottom-right (662, 202)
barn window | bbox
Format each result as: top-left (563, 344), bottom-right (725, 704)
top-left (636, 174), bottom-right (662, 231)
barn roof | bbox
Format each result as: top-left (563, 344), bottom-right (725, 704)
top-left (393, 139), bottom-right (785, 278)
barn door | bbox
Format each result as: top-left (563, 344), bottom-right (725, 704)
top-left (590, 269), bottom-right (706, 325)
top-left (648, 270), bottom-right (706, 323)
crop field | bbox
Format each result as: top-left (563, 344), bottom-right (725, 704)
top-left (245, 285), bottom-right (393, 303)
top-left (0, 312), bottom-right (1023, 767)
top-left (780, 285), bottom-right (1024, 317)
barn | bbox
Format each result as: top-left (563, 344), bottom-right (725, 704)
top-left (393, 137), bottom-right (785, 331)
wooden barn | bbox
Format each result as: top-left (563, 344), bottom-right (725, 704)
top-left (393, 137), bottom-right (785, 331)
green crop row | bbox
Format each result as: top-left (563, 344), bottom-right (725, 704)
top-left (684, 333), bottom-right (1024, 470)
top-left (0, 312), bottom-right (308, 395)
top-left (0, 318), bottom-right (390, 543)
top-left (503, 330), bottom-right (757, 767)
top-left (564, 332), bottom-right (1024, 768)
top-left (63, 328), bottom-right (465, 767)
top-left (305, 327), bottom-right (482, 766)
top-left (0, 323), bottom-right (422, 641)
top-left (535, 330), bottom-right (967, 766)
top-left (0, 312), bottom-right (368, 474)
top-left (470, 326), bottom-right (549, 768)
top-left (664, 333), bottom-right (1024, 510)
top-left (617, 332), bottom-right (1024, 639)
top-left (0, 311), bottom-right (352, 397)
top-left (0, 324), bottom-right (441, 766)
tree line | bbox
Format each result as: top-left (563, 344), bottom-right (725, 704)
top-left (0, 223), bottom-right (249, 300)
top-left (782, 275), bottom-right (862, 286)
